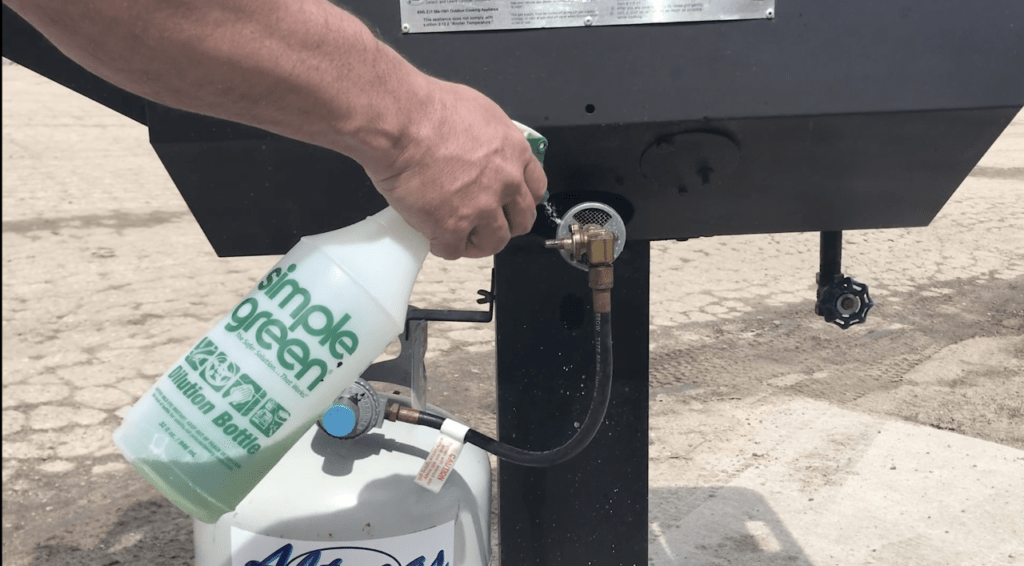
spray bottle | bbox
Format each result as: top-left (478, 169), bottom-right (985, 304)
top-left (113, 122), bottom-right (546, 523)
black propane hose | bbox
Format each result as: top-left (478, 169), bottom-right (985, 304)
top-left (393, 311), bottom-right (613, 467)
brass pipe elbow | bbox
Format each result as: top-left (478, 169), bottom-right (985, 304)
top-left (545, 224), bottom-right (618, 267)
top-left (545, 222), bottom-right (618, 313)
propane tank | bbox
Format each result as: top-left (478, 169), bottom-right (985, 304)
top-left (193, 397), bottom-right (491, 566)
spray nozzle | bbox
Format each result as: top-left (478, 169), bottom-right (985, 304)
top-left (510, 120), bottom-right (548, 205)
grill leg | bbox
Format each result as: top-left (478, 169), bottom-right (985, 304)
top-left (495, 236), bottom-right (650, 566)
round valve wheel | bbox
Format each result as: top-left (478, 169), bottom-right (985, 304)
top-left (815, 277), bottom-right (874, 329)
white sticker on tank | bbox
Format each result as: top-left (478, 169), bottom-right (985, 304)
top-left (230, 520), bottom-right (454, 566)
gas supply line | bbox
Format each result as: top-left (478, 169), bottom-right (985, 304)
top-left (384, 214), bottom-right (621, 467)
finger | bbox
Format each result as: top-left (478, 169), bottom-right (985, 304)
top-left (504, 190), bottom-right (538, 237)
top-left (430, 238), bottom-right (463, 261)
top-left (523, 157), bottom-right (548, 204)
top-left (463, 209), bottom-right (512, 259)
top-left (501, 204), bottom-right (514, 234)
top-left (430, 213), bottom-right (483, 260)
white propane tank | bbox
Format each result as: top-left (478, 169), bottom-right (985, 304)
top-left (193, 402), bottom-right (491, 566)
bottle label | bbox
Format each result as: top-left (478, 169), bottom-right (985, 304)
top-left (230, 520), bottom-right (454, 566)
top-left (118, 247), bottom-right (401, 517)
top-left (232, 261), bottom-right (362, 396)
top-left (148, 257), bottom-right (371, 468)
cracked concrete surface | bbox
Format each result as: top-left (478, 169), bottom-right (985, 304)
top-left (3, 64), bottom-right (1023, 565)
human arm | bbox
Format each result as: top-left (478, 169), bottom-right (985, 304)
top-left (4, 0), bottom-right (547, 259)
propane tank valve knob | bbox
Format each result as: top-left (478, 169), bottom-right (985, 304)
top-left (321, 402), bottom-right (358, 438)
top-left (317, 378), bottom-right (386, 439)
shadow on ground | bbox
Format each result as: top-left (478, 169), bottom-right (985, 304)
top-left (28, 499), bottom-right (192, 566)
top-left (649, 486), bottom-right (812, 566)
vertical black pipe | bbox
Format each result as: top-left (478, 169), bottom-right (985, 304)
top-left (495, 236), bottom-right (650, 566)
top-left (819, 231), bottom-right (843, 282)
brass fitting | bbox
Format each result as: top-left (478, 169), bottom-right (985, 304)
top-left (545, 223), bottom-right (588, 260)
top-left (385, 401), bottom-right (421, 424)
top-left (584, 226), bottom-right (616, 266)
top-left (583, 226), bottom-right (617, 313)
top-left (546, 222), bottom-right (619, 313)
top-left (589, 265), bottom-right (614, 314)
top-left (545, 223), bottom-right (618, 266)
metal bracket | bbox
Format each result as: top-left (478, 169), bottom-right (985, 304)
top-left (358, 269), bottom-right (496, 409)
top-left (359, 320), bottom-right (429, 409)
top-left (405, 269), bottom-right (496, 331)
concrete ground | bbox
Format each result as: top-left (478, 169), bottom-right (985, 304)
top-left (2, 63), bottom-right (1022, 565)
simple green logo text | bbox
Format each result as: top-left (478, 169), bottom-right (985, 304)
top-left (225, 264), bottom-right (359, 391)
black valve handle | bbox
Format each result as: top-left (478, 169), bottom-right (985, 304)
top-left (815, 276), bottom-right (874, 329)
top-left (815, 231), bottom-right (874, 329)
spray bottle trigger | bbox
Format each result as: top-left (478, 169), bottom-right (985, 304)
top-left (511, 120), bottom-right (549, 204)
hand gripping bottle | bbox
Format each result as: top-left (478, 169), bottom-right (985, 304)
top-left (112, 122), bottom-right (546, 523)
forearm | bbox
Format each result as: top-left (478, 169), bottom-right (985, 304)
top-left (6, 0), bottom-right (430, 168)
top-left (8, 0), bottom-right (548, 260)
